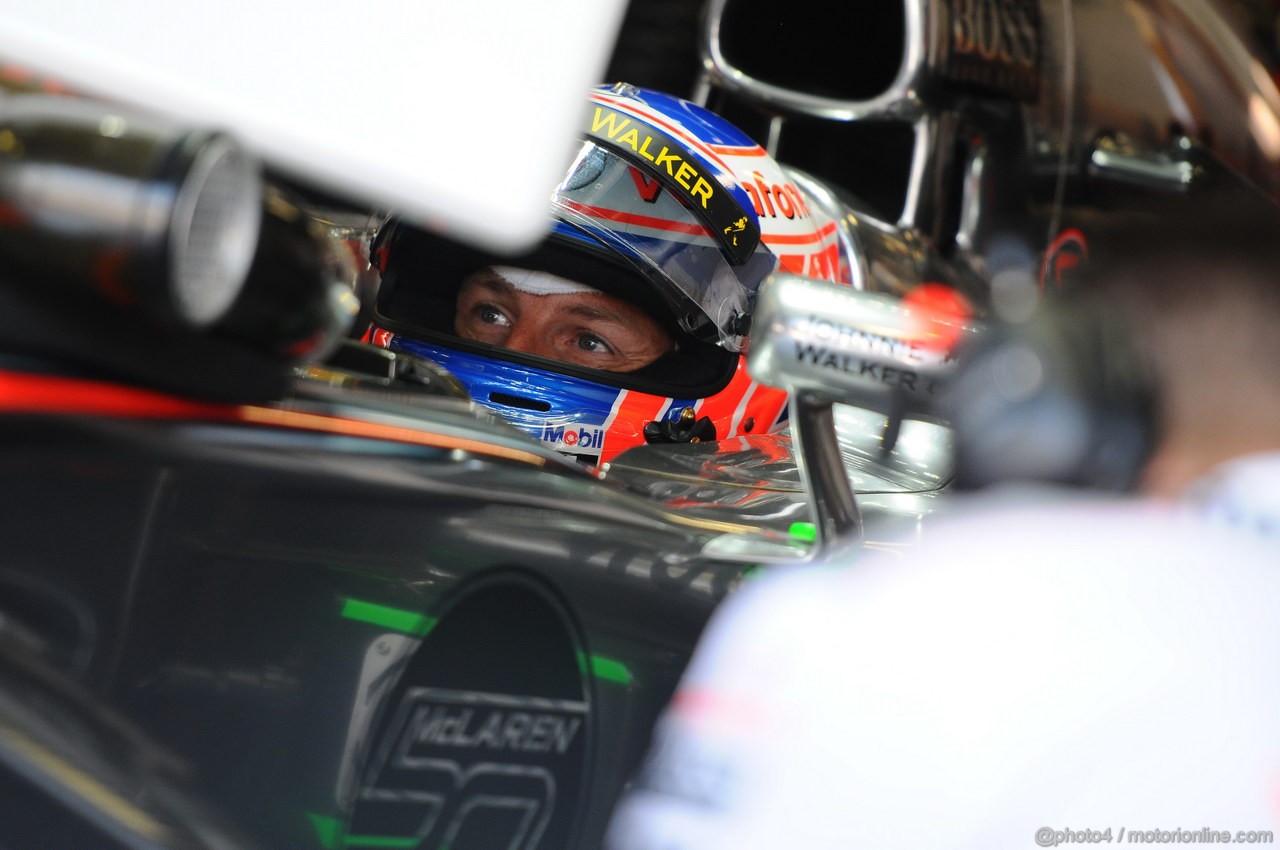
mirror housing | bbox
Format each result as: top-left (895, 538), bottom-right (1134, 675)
top-left (748, 273), bottom-right (977, 552)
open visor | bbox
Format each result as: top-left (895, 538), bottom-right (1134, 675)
top-left (551, 141), bottom-right (778, 352)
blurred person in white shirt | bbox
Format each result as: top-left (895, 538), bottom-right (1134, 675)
top-left (605, 210), bottom-right (1280, 850)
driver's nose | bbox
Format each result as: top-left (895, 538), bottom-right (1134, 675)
top-left (502, 319), bottom-right (556, 360)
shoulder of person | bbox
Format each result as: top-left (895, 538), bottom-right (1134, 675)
top-left (701, 481), bottom-right (1280, 683)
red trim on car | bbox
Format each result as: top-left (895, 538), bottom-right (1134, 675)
top-left (0, 370), bottom-right (550, 466)
top-left (0, 371), bottom-right (237, 420)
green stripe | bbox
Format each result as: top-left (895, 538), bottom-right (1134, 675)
top-left (343, 836), bottom-right (422, 849)
top-left (306, 812), bottom-right (427, 850)
top-left (577, 652), bottom-right (633, 685)
top-left (307, 813), bottom-right (343, 850)
top-left (788, 521), bottom-right (817, 542)
top-left (341, 598), bottom-right (437, 637)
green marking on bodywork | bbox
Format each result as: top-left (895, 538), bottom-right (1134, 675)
top-left (306, 813), bottom-right (423, 850)
top-left (577, 651), bottom-right (633, 685)
top-left (341, 598), bottom-right (437, 637)
top-left (307, 813), bottom-right (343, 849)
top-left (788, 521), bottom-right (817, 542)
top-left (343, 836), bottom-right (422, 849)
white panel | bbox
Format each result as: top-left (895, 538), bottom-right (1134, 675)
top-left (0, 0), bottom-right (628, 251)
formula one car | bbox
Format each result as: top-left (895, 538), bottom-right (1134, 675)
top-left (0, 1), bottom-right (1278, 849)
top-left (0, 90), bottom-right (803, 850)
top-left (604, 0), bottom-right (1280, 545)
top-left (0, 65), bottom-right (834, 850)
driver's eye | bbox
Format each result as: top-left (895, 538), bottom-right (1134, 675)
top-left (478, 305), bottom-right (508, 325)
top-left (576, 333), bottom-right (611, 353)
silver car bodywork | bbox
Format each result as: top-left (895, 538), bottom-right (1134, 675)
top-left (607, 0), bottom-right (1280, 559)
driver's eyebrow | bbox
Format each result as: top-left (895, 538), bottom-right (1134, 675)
top-left (463, 272), bottom-right (514, 297)
top-left (469, 269), bottom-right (638, 327)
top-left (560, 300), bottom-right (633, 326)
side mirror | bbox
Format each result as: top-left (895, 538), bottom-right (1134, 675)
top-left (747, 273), bottom-right (975, 553)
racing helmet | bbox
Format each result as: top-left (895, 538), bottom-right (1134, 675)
top-left (369, 83), bottom-right (850, 465)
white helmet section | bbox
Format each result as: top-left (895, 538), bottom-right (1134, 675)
top-left (718, 146), bottom-right (846, 285)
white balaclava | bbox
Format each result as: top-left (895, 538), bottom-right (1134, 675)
top-left (491, 266), bottom-right (601, 297)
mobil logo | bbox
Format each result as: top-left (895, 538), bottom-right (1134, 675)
top-left (540, 423), bottom-right (606, 453)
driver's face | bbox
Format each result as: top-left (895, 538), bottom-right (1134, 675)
top-left (454, 267), bottom-right (673, 371)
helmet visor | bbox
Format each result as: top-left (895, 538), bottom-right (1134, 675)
top-left (551, 141), bottom-right (778, 351)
